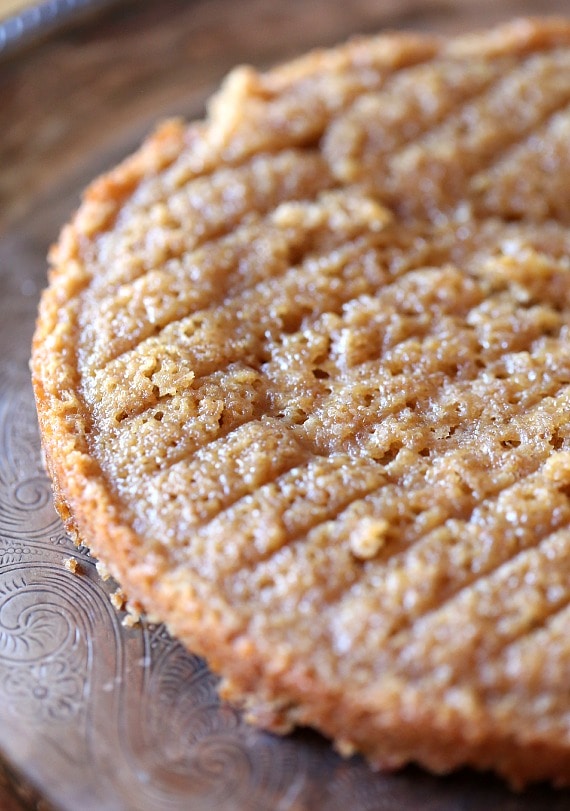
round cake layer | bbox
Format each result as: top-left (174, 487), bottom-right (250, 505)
top-left (32, 17), bottom-right (570, 787)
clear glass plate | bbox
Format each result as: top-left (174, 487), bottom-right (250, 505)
top-left (2, 1), bottom-right (570, 807)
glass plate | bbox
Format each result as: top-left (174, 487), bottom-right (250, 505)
top-left (2, 1), bottom-right (570, 807)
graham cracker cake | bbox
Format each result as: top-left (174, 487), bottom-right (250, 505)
top-left (32, 17), bottom-right (570, 788)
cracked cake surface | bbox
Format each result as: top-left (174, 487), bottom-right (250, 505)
top-left (32, 17), bottom-right (570, 787)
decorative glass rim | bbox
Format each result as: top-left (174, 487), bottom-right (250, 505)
top-left (0, 0), bottom-right (119, 59)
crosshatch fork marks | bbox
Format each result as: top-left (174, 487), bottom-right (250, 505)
top-left (31, 20), bottom-right (570, 788)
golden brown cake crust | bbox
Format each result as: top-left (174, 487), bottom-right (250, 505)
top-left (32, 18), bottom-right (570, 788)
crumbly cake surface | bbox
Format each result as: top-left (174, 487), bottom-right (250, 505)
top-left (32, 18), bottom-right (570, 788)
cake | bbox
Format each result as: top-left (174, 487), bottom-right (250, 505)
top-left (32, 17), bottom-right (570, 787)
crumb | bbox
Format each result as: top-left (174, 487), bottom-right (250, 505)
top-left (349, 517), bottom-right (389, 560)
top-left (110, 588), bottom-right (126, 611)
top-left (96, 559), bottom-right (111, 581)
top-left (335, 738), bottom-right (357, 758)
top-left (110, 587), bottom-right (143, 627)
top-left (63, 556), bottom-right (81, 574)
top-left (122, 613), bottom-right (141, 629)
